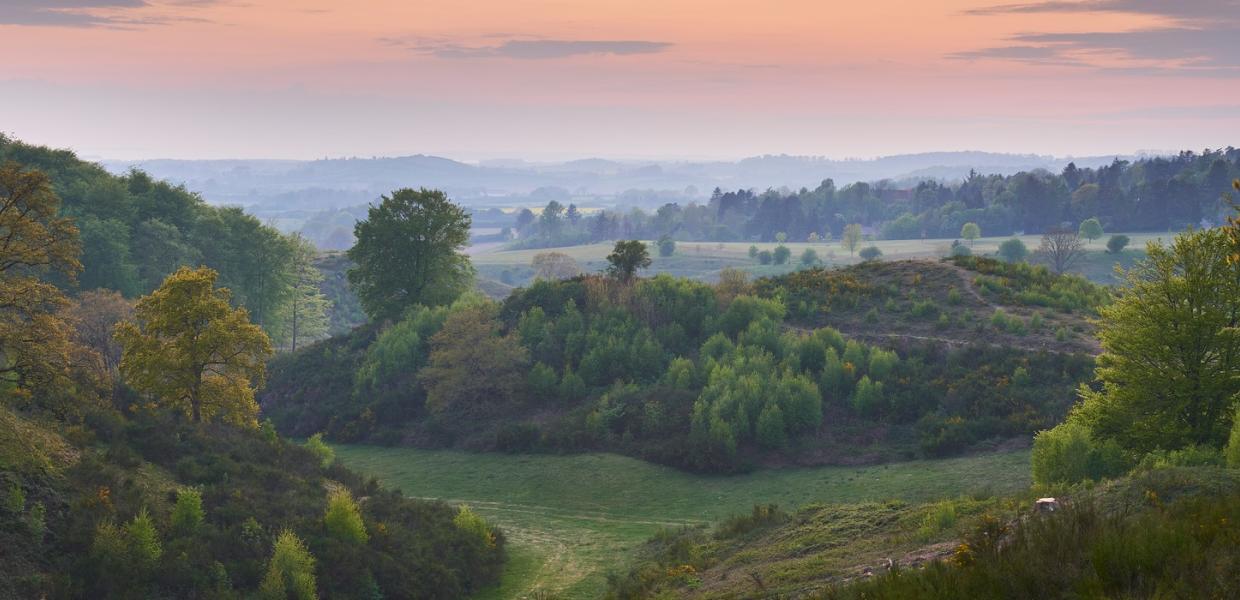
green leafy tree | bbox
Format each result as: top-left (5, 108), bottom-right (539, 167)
top-left (756, 401), bottom-right (787, 448)
top-left (605, 240), bottom-right (652, 282)
top-left (748, 245), bottom-right (759, 258)
top-left (842, 224), bottom-right (863, 255)
top-left (304, 433), bottom-right (335, 468)
top-left (799, 248), bottom-right (819, 266)
top-left (1079, 217), bottom-right (1104, 244)
top-left (126, 508), bottom-right (162, 567)
top-left (259, 530), bottom-right (318, 600)
top-left (657, 236), bottom-right (676, 257)
top-left (420, 305), bottom-right (530, 417)
top-left (852, 375), bottom-right (884, 416)
top-left (774, 232), bottom-right (788, 243)
top-left (757, 250), bottom-right (773, 265)
top-left (116, 266), bottom-right (273, 425)
top-left (772, 245), bottom-right (791, 265)
top-left (960, 222), bottom-right (981, 247)
top-left (1106, 234), bottom-right (1130, 254)
top-left (998, 238), bottom-right (1028, 263)
top-left (276, 233), bottom-right (330, 352)
top-left (1031, 422), bottom-right (1127, 486)
top-left (324, 489), bottom-right (368, 545)
top-left (1076, 228), bottom-right (1240, 453)
top-left (171, 488), bottom-right (205, 535)
top-left (347, 188), bottom-right (473, 321)
top-left (859, 246), bottom-right (882, 261)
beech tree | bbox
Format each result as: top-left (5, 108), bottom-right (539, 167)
top-left (116, 266), bottom-right (273, 425)
top-left (347, 188), bottom-right (473, 321)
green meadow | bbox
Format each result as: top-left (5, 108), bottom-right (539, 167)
top-left (334, 446), bottom-right (1033, 599)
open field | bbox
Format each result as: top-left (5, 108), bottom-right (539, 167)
top-left (470, 233), bottom-right (1168, 286)
top-left (334, 446), bottom-right (1032, 599)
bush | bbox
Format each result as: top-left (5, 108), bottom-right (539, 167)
top-left (1031, 421), bottom-right (1128, 486)
top-left (773, 245), bottom-right (791, 265)
top-left (998, 238), bottom-right (1028, 263)
top-left (946, 287), bottom-right (962, 305)
top-left (324, 488), bottom-right (369, 544)
top-left (658, 236), bottom-right (676, 257)
top-left (748, 245), bottom-right (758, 258)
top-left (859, 246), bottom-right (882, 261)
top-left (260, 530), bottom-right (317, 600)
top-left (799, 248), bottom-right (819, 266)
top-left (170, 487), bottom-right (204, 535)
top-left (1136, 445), bottom-right (1224, 470)
top-left (950, 242), bottom-right (972, 257)
top-left (1106, 234), bottom-right (1130, 254)
top-left (757, 250), bottom-right (773, 265)
top-left (1228, 406), bottom-right (1240, 468)
top-left (304, 433), bottom-right (335, 468)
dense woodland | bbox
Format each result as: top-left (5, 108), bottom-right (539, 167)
top-left (0, 140), bottom-right (503, 598)
top-left (509, 150), bottom-right (1240, 248)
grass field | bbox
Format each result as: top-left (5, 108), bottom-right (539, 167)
top-left (334, 446), bottom-right (1033, 599)
top-left (469, 233), bottom-right (1168, 287)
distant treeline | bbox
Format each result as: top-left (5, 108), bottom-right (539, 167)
top-left (510, 149), bottom-right (1240, 247)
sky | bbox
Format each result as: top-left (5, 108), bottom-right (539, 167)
top-left (2, 0), bottom-right (1239, 160)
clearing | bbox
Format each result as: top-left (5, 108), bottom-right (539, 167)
top-left (334, 446), bottom-right (1032, 599)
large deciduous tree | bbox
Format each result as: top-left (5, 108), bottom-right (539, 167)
top-left (605, 240), bottom-right (652, 282)
top-left (1036, 226), bottom-right (1085, 274)
top-left (0, 163), bottom-right (81, 394)
top-left (419, 304), bottom-right (529, 418)
top-left (116, 266), bottom-right (273, 425)
top-left (1075, 228), bottom-right (1240, 452)
top-left (347, 188), bottom-right (473, 322)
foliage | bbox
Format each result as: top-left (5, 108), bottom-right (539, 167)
top-left (274, 233), bottom-right (330, 352)
top-left (324, 488), bottom-right (368, 545)
top-left (1036, 226), bottom-right (1085, 274)
top-left (1078, 217), bottom-right (1103, 243)
top-left (260, 529), bottom-right (318, 600)
top-left (842, 224), bottom-right (863, 255)
top-left (657, 236), bottom-right (676, 257)
top-left (420, 304), bottom-right (530, 418)
top-left (799, 248), bottom-right (820, 266)
top-left (304, 433), bottom-right (335, 468)
top-left (997, 238), bottom-right (1028, 263)
top-left (1227, 405), bottom-right (1240, 468)
top-left (960, 222), bottom-right (980, 245)
top-left (0, 163), bottom-right (81, 395)
top-left (1075, 228), bottom-right (1240, 453)
top-left (1106, 234), bottom-right (1130, 254)
top-left (859, 245), bottom-right (882, 261)
top-left (532, 251), bottom-right (582, 280)
top-left (170, 487), bottom-right (205, 535)
top-left (606, 240), bottom-right (653, 282)
top-left (454, 505), bottom-right (496, 549)
top-left (347, 188), bottom-right (473, 321)
top-left (772, 244), bottom-right (791, 264)
top-left (116, 266), bottom-right (273, 425)
top-left (1031, 421), bottom-right (1128, 486)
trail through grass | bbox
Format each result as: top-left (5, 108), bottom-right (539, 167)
top-left (335, 446), bottom-right (1032, 599)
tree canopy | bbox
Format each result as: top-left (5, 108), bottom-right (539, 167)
top-left (347, 188), bottom-right (473, 321)
top-left (605, 240), bottom-right (652, 282)
top-left (116, 266), bottom-right (273, 425)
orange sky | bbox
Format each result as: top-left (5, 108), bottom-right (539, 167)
top-left (2, 0), bottom-right (1238, 159)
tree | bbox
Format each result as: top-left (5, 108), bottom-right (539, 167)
top-left (0, 163), bottom-right (81, 394)
top-left (756, 250), bottom-right (773, 265)
top-left (774, 232), bottom-right (788, 243)
top-left (842, 224), bottom-right (863, 255)
top-left (531, 251), bottom-right (582, 281)
top-left (347, 188), bottom-right (473, 321)
top-left (1106, 234), bottom-right (1130, 254)
top-left (66, 289), bottom-right (132, 386)
top-left (799, 248), bottom-right (820, 266)
top-left (772, 245), bottom-right (791, 265)
top-left (1078, 217), bottom-right (1104, 244)
top-left (324, 488), bottom-right (368, 545)
top-left (747, 245), bottom-right (759, 258)
top-left (960, 222), bottom-right (981, 247)
top-left (171, 488), bottom-right (205, 535)
top-left (419, 304), bottom-right (530, 417)
top-left (277, 234), bottom-right (330, 352)
top-left (807, 232), bottom-right (821, 243)
top-left (1075, 228), bottom-right (1240, 453)
top-left (657, 236), bottom-right (676, 257)
top-left (1036, 227), bottom-right (1085, 274)
top-left (997, 238), bottom-right (1028, 263)
top-left (116, 266), bottom-right (273, 425)
top-left (605, 240), bottom-right (651, 282)
top-left (715, 268), bottom-right (750, 308)
top-left (859, 246), bottom-right (882, 261)
top-left (259, 530), bottom-right (318, 600)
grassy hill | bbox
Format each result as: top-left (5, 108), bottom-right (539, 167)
top-left (332, 444), bottom-right (1033, 599)
top-left (608, 466), bottom-right (1240, 599)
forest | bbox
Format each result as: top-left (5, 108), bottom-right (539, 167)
top-left (507, 150), bottom-right (1240, 248)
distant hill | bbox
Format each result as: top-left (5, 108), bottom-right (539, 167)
top-left (101, 151), bottom-right (1133, 212)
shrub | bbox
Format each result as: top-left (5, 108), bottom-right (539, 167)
top-left (1029, 312), bottom-right (1044, 331)
top-left (946, 287), bottom-right (962, 305)
top-left (859, 246), bottom-right (882, 261)
top-left (998, 238), bottom-right (1028, 263)
top-left (1055, 327), bottom-right (1070, 342)
top-left (1136, 445), bottom-right (1223, 470)
top-left (171, 487), bottom-right (205, 535)
top-left (1031, 421), bottom-right (1128, 486)
top-left (658, 236), bottom-right (676, 257)
top-left (757, 250), bottom-right (773, 265)
top-left (799, 247), bottom-right (819, 266)
top-left (260, 530), bottom-right (317, 600)
top-left (454, 505), bottom-right (497, 548)
top-left (1106, 234), bottom-right (1130, 254)
top-left (852, 375), bottom-right (884, 416)
top-left (773, 245), bottom-right (791, 265)
top-left (324, 488), bottom-right (369, 544)
top-left (127, 508), bottom-right (163, 567)
top-left (1228, 406), bottom-right (1240, 468)
top-left (911, 299), bottom-right (939, 320)
top-left (950, 242), bottom-right (972, 257)
top-left (304, 433), bottom-right (335, 468)
top-left (864, 307), bottom-right (879, 323)
top-left (756, 402), bottom-right (787, 449)
top-left (748, 245), bottom-right (758, 258)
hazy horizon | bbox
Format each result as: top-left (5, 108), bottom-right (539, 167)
top-left (4, 1), bottom-right (1239, 160)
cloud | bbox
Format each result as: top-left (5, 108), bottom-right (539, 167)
top-left (0, 0), bottom-right (215, 28)
top-left (954, 0), bottom-right (1240, 74)
top-left (389, 37), bottom-right (673, 60)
